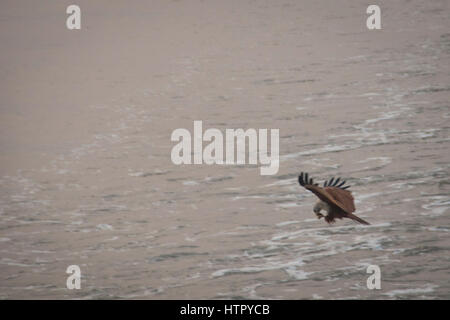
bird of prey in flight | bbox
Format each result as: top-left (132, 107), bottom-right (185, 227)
top-left (298, 172), bottom-right (370, 225)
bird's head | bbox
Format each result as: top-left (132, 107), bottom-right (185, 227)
top-left (313, 201), bottom-right (330, 214)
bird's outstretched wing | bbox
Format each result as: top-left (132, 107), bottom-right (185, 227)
top-left (298, 172), bottom-right (355, 214)
top-left (324, 186), bottom-right (355, 213)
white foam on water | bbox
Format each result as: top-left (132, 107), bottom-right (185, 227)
top-left (128, 172), bottom-right (145, 177)
top-left (96, 224), bottom-right (114, 231)
top-left (260, 179), bottom-right (296, 188)
top-left (423, 226), bottom-right (450, 233)
top-left (357, 156), bottom-right (392, 166)
top-left (211, 257), bottom-right (305, 278)
top-left (277, 202), bottom-right (301, 208)
top-left (276, 220), bottom-right (300, 227)
top-left (232, 195), bottom-right (265, 201)
top-left (271, 222), bottom-right (391, 242)
top-left (183, 180), bottom-right (199, 186)
top-left (224, 186), bottom-right (250, 191)
top-left (0, 258), bottom-right (32, 267)
top-left (359, 92), bottom-right (381, 97)
top-left (383, 284), bottom-right (437, 298)
top-left (284, 266), bottom-right (313, 280)
top-left (421, 196), bottom-right (450, 216)
top-left (240, 282), bottom-right (270, 300)
top-left (281, 144), bottom-right (355, 160)
top-left (300, 158), bottom-right (341, 169)
top-left (363, 108), bottom-right (407, 125)
top-left (413, 128), bottom-right (438, 139)
top-left (352, 234), bottom-right (388, 251)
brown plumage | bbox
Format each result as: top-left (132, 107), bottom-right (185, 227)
top-left (298, 172), bottom-right (370, 225)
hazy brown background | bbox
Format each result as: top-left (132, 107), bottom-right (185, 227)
top-left (0, 0), bottom-right (449, 299)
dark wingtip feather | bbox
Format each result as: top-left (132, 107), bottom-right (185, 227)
top-left (342, 185), bottom-right (351, 190)
top-left (337, 180), bottom-right (346, 188)
top-left (299, 172), bottom-right (318, 187)
top-left (329, 177), bottom-right (334, 186)
top-left (333, 177), bottom-right (341, 186)
top-left (298, 173), bottom-right (304, 186)
top-left (299, 172), bottom-right (323, 188)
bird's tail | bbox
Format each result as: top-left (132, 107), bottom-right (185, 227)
top-left (347, 213), bottom-right (370, 225)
